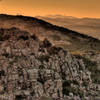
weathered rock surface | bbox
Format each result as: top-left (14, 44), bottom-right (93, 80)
top-left (0, 28), bottom-right (99, 100)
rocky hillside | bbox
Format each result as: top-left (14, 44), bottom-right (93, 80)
top-left (0, 28), bottom-right (99, 100)
top-left (1, 14), bottom-right (100, 72)
top-left (0, 14), bottom-right (100, 54)
top-left (37, 15), bottom-right (100, 39)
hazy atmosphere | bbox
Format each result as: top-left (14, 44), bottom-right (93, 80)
top-left (0, 0), bottom-right (100, 18)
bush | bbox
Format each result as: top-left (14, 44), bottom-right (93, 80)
top-left (42, 39), bottom-right (52, 48)
top-left (31, 35), bottom-right (37, 40)
top-left (38, 55), bottom-right (50, 62)
top-left (19, 35), bottom-right (29, 40)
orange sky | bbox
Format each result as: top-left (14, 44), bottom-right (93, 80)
top-left (0, 0), bottom-right (100, 18)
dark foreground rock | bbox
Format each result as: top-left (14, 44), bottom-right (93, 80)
top-left (0, 28), bottom-right (99, 100)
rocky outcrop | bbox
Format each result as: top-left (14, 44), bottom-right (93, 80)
top-left (0, 28), bottom-right (99, 100)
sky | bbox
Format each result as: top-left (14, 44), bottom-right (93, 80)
top-left (0, 0), bottom-right (100, 18)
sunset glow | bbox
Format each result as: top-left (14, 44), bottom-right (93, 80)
top-left (0, 0), bottom-right (100, 18)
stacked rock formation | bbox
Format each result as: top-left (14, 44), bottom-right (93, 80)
top-left (0, 28), bottom-right (99, 100)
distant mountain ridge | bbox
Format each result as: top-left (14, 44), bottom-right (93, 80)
top-left (40, 15), bottom-right (77, 19)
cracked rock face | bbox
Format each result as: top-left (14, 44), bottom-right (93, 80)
top-left (0, 28), bottom-right (99, 100)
